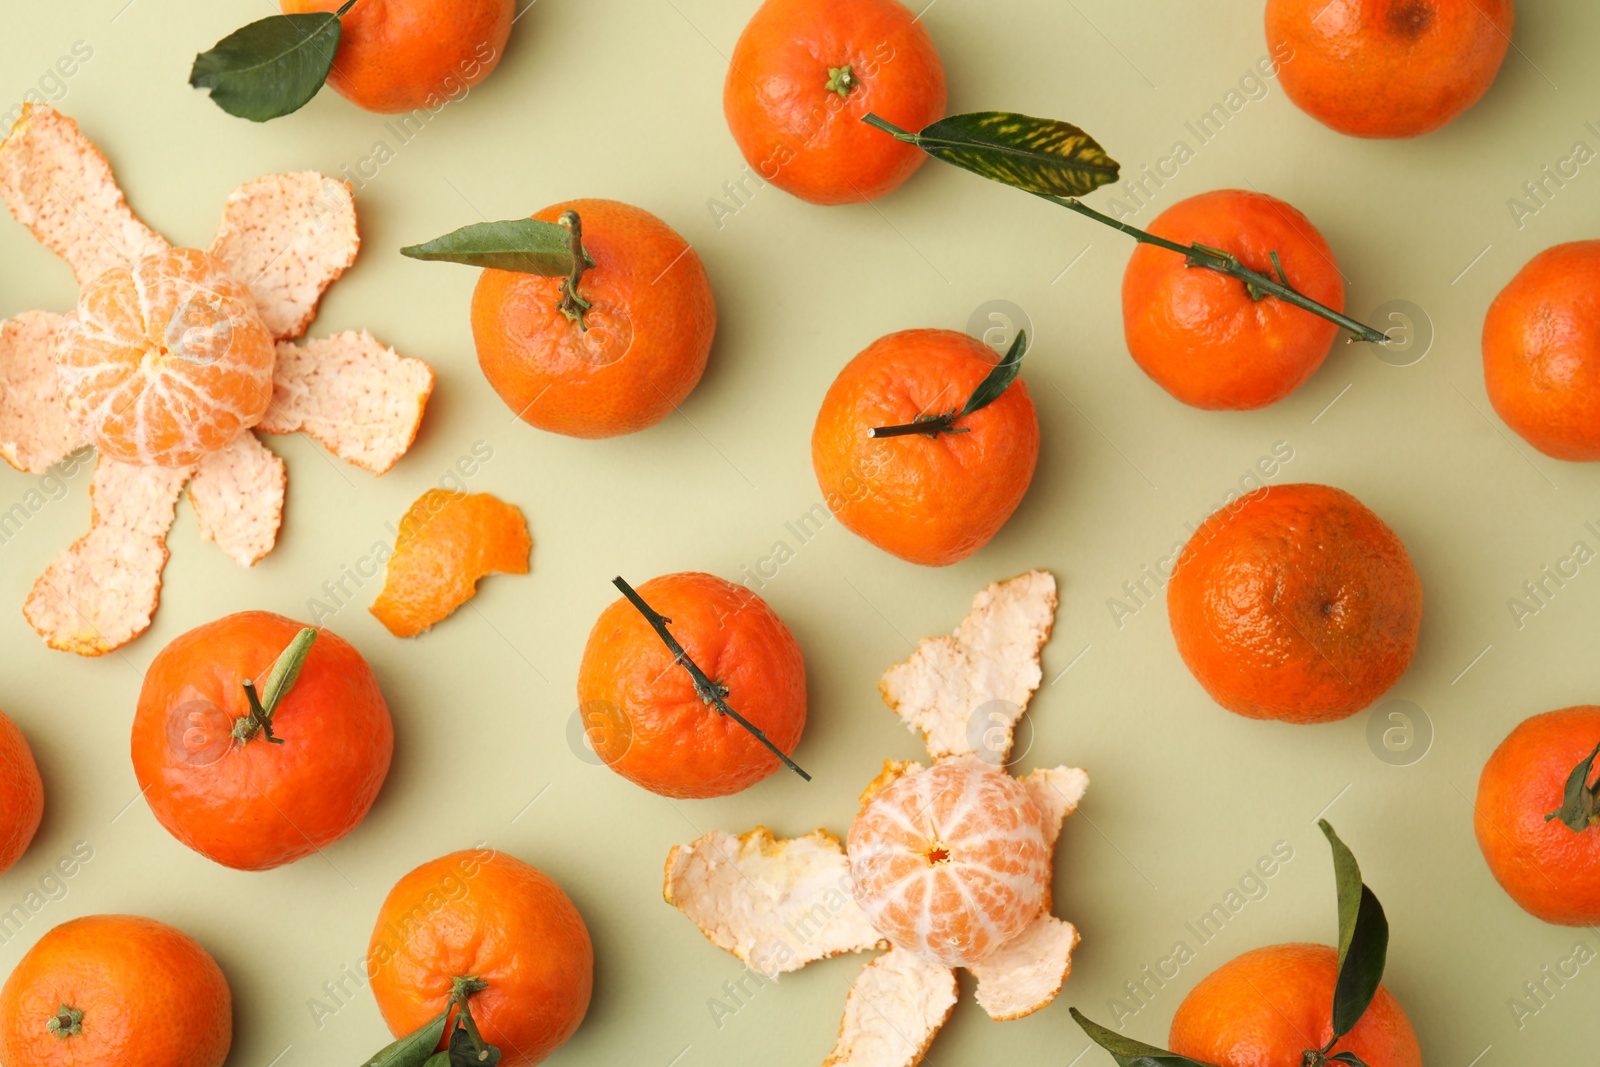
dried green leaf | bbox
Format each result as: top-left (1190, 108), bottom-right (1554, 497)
top-left (400, 219), bottom-right (593, 276)
top-left (900, 111), bottom-right (1121, 197)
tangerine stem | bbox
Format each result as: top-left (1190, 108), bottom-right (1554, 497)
top-left (46, 1005), bottom-right (82, 1038)
top-left (556, 210), bottom-right (593, 332)
top-left (1032, 191), bottom-right (1389, 344)
top-left (233, 627), bottom-right (317, 745)
top-left (868, 412), bottom-right (958, 438)
top-left (610, 576), bottom-right (811, 782)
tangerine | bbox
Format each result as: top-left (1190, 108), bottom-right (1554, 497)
top-left (471, 199), bottom-right (715, 438)
top-left (0, 914), bottom-right (232, 1067)
top-left (131, 611), bottom-right (393, 871)
top-left (1167, 483), bottom-right (1422, 723)
top-left (848, 759), bottom-right (1050, 967)
top-left (811, 328), bottom-right (1039, 566)
top-left (368, 849), bottom-right (593, 1067)
top-left (577, 572), bottom-right (806, 798)
top-left (1169, 943), bottom-right (1422, 1067)
top-left (724, 0), bottom-right (947, 205)
top-left (1482, 240), bottom-right (1600, 461)
top-left (1122, 189), bottom-right (1345, 410)
top-left (0, 709), bottom-right (43, 875)
top-left (1266, 0), bottom-right (1514, 138)
top-left (1475, 706), bottom-right (1600, 925)
top-left (280, 0), bottom-right (513, 114)
top-left (55, 247), bottom-right (274, 468)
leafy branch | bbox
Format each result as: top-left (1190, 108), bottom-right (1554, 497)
top-left (863, 111), bottom-right (1390, 346)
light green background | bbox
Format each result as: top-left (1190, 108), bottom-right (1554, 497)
top-left (2, 1), bottom-right (1598, 1063)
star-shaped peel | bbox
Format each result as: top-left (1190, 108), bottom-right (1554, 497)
top-left (0, 105), bottom-right (434, 655)
top-left (665, 571), bottom-right (1088, 1067)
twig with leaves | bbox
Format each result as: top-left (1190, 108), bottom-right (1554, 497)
top-left (1069, 820), bottom-right (1389, 1067)
top-left (359, 976), bottom-right (499, 1067)
top-left (863, 111), bottom-right (1390, 346)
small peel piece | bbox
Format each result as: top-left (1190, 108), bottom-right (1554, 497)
top-left (369, 489), bottom-right (530, 638)
top-left (823, 948), bottom-right (957, 1067)
top-left (0, 311), bottom-right (82, 472)
top-left (969, 914), bottom-right (1080, 1022)
top-left (209, 172), bottom-right (359, 341)
top-left (24, 457), bottom-right (191, 655)
top-left (665, 827), bottom-right (886, 977)
top-left (259, 332), bottom-right (434, 474)
top-left (188, 432), bottom-right (285, 566)
top-left (0, 104), bottom-right (168, 285)
top-left (879, 569), bottom-right (1058, 763)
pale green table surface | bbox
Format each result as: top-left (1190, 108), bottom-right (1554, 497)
top-left (3, 1), bottom-right (1598, 1064)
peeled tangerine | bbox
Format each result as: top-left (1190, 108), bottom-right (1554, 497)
top-left (56, 247), bottom-right (275, 468)
top-left (849, 758), bottom-right (1051, 968)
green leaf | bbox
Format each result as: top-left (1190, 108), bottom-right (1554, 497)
top-left (958, 329), bottom-right (1027, 419)
top-left (422, 1055), bottom-right (451, 1067)
top-left (189, 0), bottom-right (357, 122)
top-left (891, 111), bottom-right (1121, 198)
top-left (359, 1009), bottom-right (448, 1067)
top-left (447, 1024), bottom-right (501, 1067)
top-left (400, 219), bottom-right (594, 276)
top-left (259, 627), bottom-right (317, 716)
top-left (1069, 1008), bottom-right (1223, 1067)
top-left (1545, 740), bottom-right (1600, 833)
top-left (1319, 820), bottom-right (1389, 1040)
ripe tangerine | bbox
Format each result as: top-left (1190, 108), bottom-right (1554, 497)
top-left (471, 199), bottom-right (715, 438)
top-left (1122, 189), bottom-right (1345, 411)
top-left (724, 0), bottom-right (947, 205)
top-left (1167, 483), bottom-right (1422, 723)
top-left (368, 849), bottom-right (593, 1067)
top-left (811, 328), bottom-right (1039, 566)
top-left (577, 573), bottom-right (806, 798)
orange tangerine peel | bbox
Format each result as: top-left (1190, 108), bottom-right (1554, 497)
top-left (0, 104), bottom-right (433, 655)
top-left (663, 572), bottom-right (1088, 1067)
top-left (369, 489), bottom-right (531, 638)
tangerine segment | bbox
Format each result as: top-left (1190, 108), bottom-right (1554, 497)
top-left (848, 758), bottom-right (1051, 967)
top-left (56, 247), bottom-right (275, 468)
top-left (369, 489), bottom-right (530, 637)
